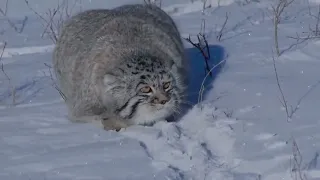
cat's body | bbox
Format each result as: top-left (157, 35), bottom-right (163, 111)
top-left (52, 4), bottom-right (187, 131)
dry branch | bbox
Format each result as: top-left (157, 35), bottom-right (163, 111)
top-left (183, 19), bottom-right (228, 105)
top-left (272, 54), bottom-right (290, 121)
top-left (272, 0), bottom-right (295, 56)
top-left (306, 4), bottom-right (320, 38)
top-left (0, 42), bottom-right (16, 106)
top-left (0, 7), bottom-right (27, 33)
top-left (43, 63), bottom-right (66, 101)
top-left (184, 19), bottom-right (212, 77)
top-left (198, 58), bottom-right (226, 105)
top-left (314, 5), bottom-right (320, 36)
top-left (1, 0), bottom-right (9, 15)
top-left (24, 0), bottom-right (80, 43)
top-left (272, 52), bottom-right (320, 122)
top-left (290, 138), bottom-right (308, 180)
top-left (184, 33), bottom-right (212, 77)
top-left (284, 4), bottom-right (320, 51)
top-left (25, 0), bottom-right (59, 43)
top-left (217, 12), bottom-right (229, 41)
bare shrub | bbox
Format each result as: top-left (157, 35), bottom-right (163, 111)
top-left (201, 0), bottom-right (213, 13)
top-left (204, 11), bottom-right (231, 42)
top-left (183, 19), bottom-right (227, 105)
top-left (216, 12), bottom-right (229, 41)
top-left (0, 0), bottom-right (28, 33)
top-left (272, 52), bottom-right (320, 121)
top-left (290, 138), bottom-right (308, 180)
top-left (288, 4), bottom-right (320, 41)
top-left (24, 0), bottom-right (81, 100)
top-left (184, 20), bottom-right (212, 78)
top-left (310, 5), bottom-right (320, 37)
top-left (271, 53), bottom-right (290, 121)
top-left (0, 42), bottom-right (16, 106)
top-left (271, 0), bottom-right (295, 56)
top-left (43, 63), bottom-right (66, 101)
top-left (1, 0), bottom-right (9, 15)
top-left (24, 0), bottom-right (82, 43)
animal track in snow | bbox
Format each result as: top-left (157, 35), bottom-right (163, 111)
top-left (255, 133), bottom-right (277, 141)
top-left (264, 141), bottom-right (287, 150)
top-left (237, 106), bottom-right (259, 114)
top-left (119, 104), bottom-right (241, 179)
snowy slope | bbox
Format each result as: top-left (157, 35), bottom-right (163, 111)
top-left (1, 0), bottom-right (320, 180)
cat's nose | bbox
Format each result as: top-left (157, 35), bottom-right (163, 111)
top-left (153, 93), bottom-right (170, 104)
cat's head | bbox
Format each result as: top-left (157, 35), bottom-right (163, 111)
top-left (102, 53), bottom-right (185, 125)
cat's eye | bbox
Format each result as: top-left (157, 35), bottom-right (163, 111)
top-left (140, 86), bottom-right (152, 93)
top-left (163, 82), bottom-right (171, 89)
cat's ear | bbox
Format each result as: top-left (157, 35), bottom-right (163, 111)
top-left (103, 73), bottom-right (118, 86)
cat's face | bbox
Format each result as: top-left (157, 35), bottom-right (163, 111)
top-left (129, 71), bottom-right (180, 124)
top-left (102, 55), bottom-right (184, 125)
top-left (117, 69), bottom-right (181, 125)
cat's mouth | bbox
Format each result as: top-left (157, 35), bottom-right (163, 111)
top-left (155, 102), bottom-right (174, 113)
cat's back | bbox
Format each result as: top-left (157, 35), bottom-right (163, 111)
top-left (54, 4), bottom-right (182, 62)
top-left (53, 9), bottom-right (112, 59)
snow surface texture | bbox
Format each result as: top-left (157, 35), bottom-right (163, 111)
top-left (1, 0), bottom-right (320, 179)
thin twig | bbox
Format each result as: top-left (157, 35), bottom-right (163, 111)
top-left (290, 138), bottom-right (308, 180)
top-left (272, 0), bottom-right (295, 56)
top-left (25, 0), bottom-right (58, 43)
top-left (315, 5), bottom-right (320, 36)
top-left (1, 0), bottom-right (9, 15)
top-left (0, 42), bottom-right (16, 106)
top-left (0, 2), bottom-right (29, 34)
top-left (24, 0), bottom-right (78, 43)
top-left (198, 58), bottom-right (226, 105)
top-left (217, 12), bottom-right (229, 41)
top-left (307, 4), bottom-right (320, 37)
top-left (184, 31), bottom-right (212, 77)
top-left (44, 63), bottom-right (66, 101)
top-left (0, 8), bottom-right (19, 33)
top-left (272, 54), bottom-right (290, 122)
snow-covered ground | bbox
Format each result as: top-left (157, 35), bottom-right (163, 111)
top-left (1, 0), bottom-right (320, 179)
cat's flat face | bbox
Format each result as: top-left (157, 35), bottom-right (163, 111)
top-left (103, 54), bottom-right (183, 125)
top-left (129, 71), bottom-right (180, 125)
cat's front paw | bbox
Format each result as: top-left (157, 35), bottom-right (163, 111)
top-left (101, 116), bottom-right (129, 132)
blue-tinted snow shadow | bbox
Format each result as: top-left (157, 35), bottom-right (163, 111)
top-left (168, 44), bottom-right (226, 122)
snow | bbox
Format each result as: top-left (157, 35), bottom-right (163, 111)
top-left (1, 0), bottom-right (320, 179)
top-left (1, 44), bottom-right (54, 59)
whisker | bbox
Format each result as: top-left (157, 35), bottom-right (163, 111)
top-left (172, 105), bottom-right (182, 113)
top-left (172, 108), bottom-right (182, 115)
top-left (172, 100), bottom-right (195, 106)
top-left (180, 100), bottom-right (194, 105)
top-left (179, 91), bottom-right (200, 96)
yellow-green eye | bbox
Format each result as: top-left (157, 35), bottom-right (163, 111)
top-left (163, 82), bottom-right (171, 89)
top-left (140, 86), bottom-right (152, 93)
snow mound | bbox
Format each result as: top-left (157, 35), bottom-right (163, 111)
top-left (120, 103), bottom-right (256, 179)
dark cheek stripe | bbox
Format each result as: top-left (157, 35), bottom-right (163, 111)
top-left (116, 94), bottom-right (147, 119)
top-left (116, 92), bottom-right (139, 113)
top-left (116, 98), bottom-right (131, 113)
top-left (128, 100), bottom-right (142, 119)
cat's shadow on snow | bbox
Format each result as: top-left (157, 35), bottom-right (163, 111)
top-left (168, 44), bottom-right (226, 122)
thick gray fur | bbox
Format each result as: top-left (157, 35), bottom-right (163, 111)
top-left (52, 3), bottom-right (188, 131)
